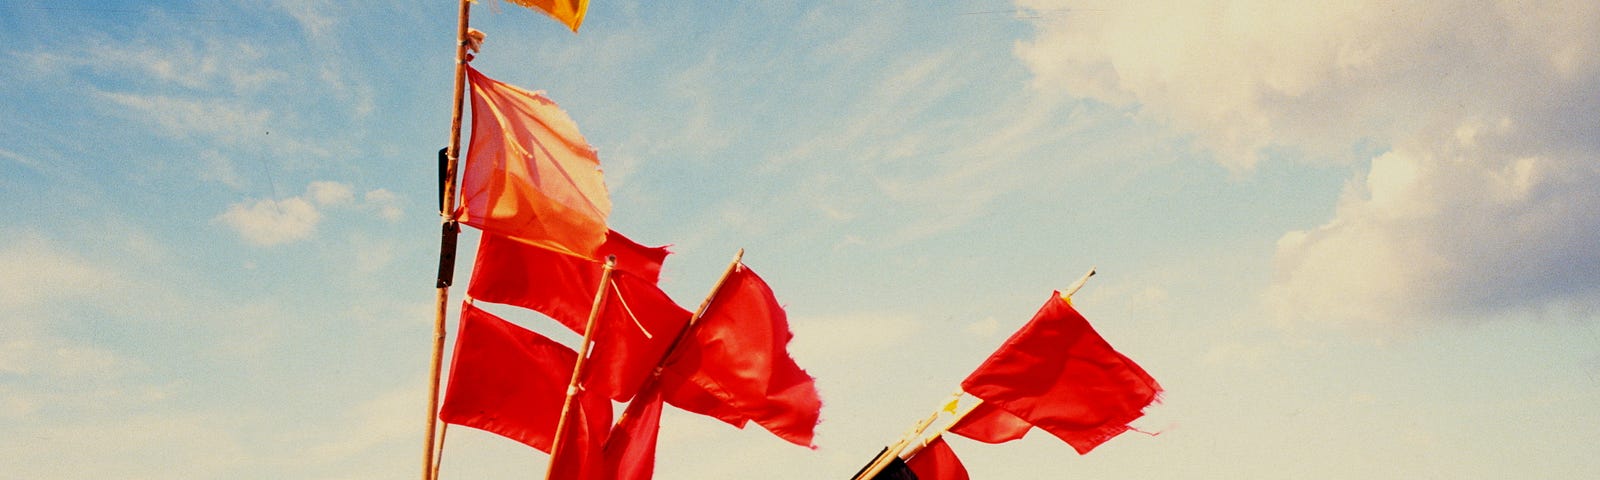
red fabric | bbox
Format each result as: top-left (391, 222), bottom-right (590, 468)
top-left (468, 231), bottom-right (688, 403)
top-left (547, 385), bottom-right (609, 479)
top-left (905, 438), bottom-right (970, 480)
top-left (657, 365), bottom-right (749, 428)
top-left (661, 264), bottom-right (821, 447)
top-left (960, 292), bottom-right (1161, 454)
top-left (948, 401), bottom-right (1032, 444)
top-left (601, 382), bottom-right (667, 480)
top-left (438, 303), bottom-right (611, 454)
top-left (458, 65), bottom-right (609, 259)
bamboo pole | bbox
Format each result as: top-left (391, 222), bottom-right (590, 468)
top-left (853, 267), bottom-right (1099, 478)
top-left (421, 2), bottom-right (473, 480)
top-left (850, 392), bottom-right (956, 480)
top-left (657, 249), bottom-right (744, 364)
top-left (544, 256), bottom-right (619, 479)
top-left (431, 423), bottom-right (450, 480)
top-left (896, 398), bottom-right (983, 461)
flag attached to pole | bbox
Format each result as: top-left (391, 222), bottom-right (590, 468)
top-left (904, 438), bottom-right (970, 480)
top-left (504, 0), bottom-right (589, 32)
top-left (661, 263), bottom-right (821, 447)
top-left (946, 401), bottom-right (1031, 444)
top-left (468, 231), bottom-right (691, 403)
top-left (437, 303), bottom-right (612, 453)
top-left (957, 291), bottom-right (1161, 454)
top-left (601, 381), bottom-right (667, 480)
top-left (458, 66), bottom-right (610, 259)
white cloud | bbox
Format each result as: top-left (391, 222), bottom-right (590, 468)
top-left (0, 233), bottom-right (116, 311)
top-left (1017, 0), bottom-right (1600, 326)
top-left (307, 180), bottom-right (355, 205)
top-left (1015, 0), bottom-right (1600, 170)
top-left (217, 181), bottom-right (399, 246)
top-left (1268, 119), bottom-right (1600, 327)
top-left (218, 196), bottom-right (321, 246)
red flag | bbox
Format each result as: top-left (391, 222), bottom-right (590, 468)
top-left (905, 438), bottom-right (970, 480)
top-left (468, 231), bottom-right (689, 403)
top-left (657, 364), bottom-right (750, 428)
top-left (601, 382), bottom-right (667, 480)
top-left (504, 0), bottom-right (589, 32)
top-left (458, 65), bottom-right (609, 259)
top-left (959, 292), bottom-right (1161, 454)
top-left (947, 401), bottom-right (1031, 444)
top-left (547, 385), bottom-right (610, 480)
top-left (662, 263), bottom-right (821, 447)
top-left (438, 303), bottom-right (611, 453)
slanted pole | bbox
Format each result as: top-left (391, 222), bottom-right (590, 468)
top-left (544, 256), bottom-right (619, 479)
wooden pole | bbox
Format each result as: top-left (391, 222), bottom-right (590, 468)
top-left (656, 249), bottom-right (744, 364)
top-left (431, 423), bottom-right (450, 480)
top-left (421, 2), bottom-right (473, 480)
top-left (896, 398), bottom-right (984, 461)
top-left (544, 256), bottom-right (619, 479)
top-left (581, 249), bottom-right (745, 447)
top-left (850, 393), bottom-right (956, 480)
top-left (854, 267), bottom-right (1099, 478)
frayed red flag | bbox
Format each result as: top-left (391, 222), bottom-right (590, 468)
top-left (662, 263), bottom-right (821, 447)
top-left (959, 292), bottom-right (1161, 454)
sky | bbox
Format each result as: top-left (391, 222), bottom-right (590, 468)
top-left (2, 0), bottom-right (1598, 478)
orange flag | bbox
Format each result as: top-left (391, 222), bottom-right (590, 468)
top-left (458, 65), bottom-right (609, 259)
top-left (505, 0), bottom-right (589, 32)
top-left (958, 292), bottom-right (1161, 454)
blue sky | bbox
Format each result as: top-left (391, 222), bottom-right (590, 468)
top-left (2, 1), bottom-right (1598, 478)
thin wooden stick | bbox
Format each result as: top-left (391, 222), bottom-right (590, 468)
top-left (589, 249), bottom-right (744, 443)
top-left (852, 391), bottom-right (961, 480)
top-left (544, 256), bottom-right (618, 479)
top-left (658, 249), bottom-right (744, 364)
top-left (897, 398), bottom-right (984, 460)
top-left (421, 2), bottom-right (473, 480)
top-left (431, 423), bottom-right (449, 480)
top-left (1063, 266), bottom-right (1096, 299)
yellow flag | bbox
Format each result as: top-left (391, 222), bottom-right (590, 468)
top-left (504, 0), bottom-right (589, 32)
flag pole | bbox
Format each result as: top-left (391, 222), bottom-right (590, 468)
top-left (850, 396), bottom-right (951, 480)
top-left (544, 255), bottom-right (619, 479)
top-left (431, 423), bottom-right (450, 480)
top-left (421, 2), bottom-right (473, 480)
top-left (853, 267), bottom-right (1098, 478)
top-left (661, 249), bottom-right (744, 361)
